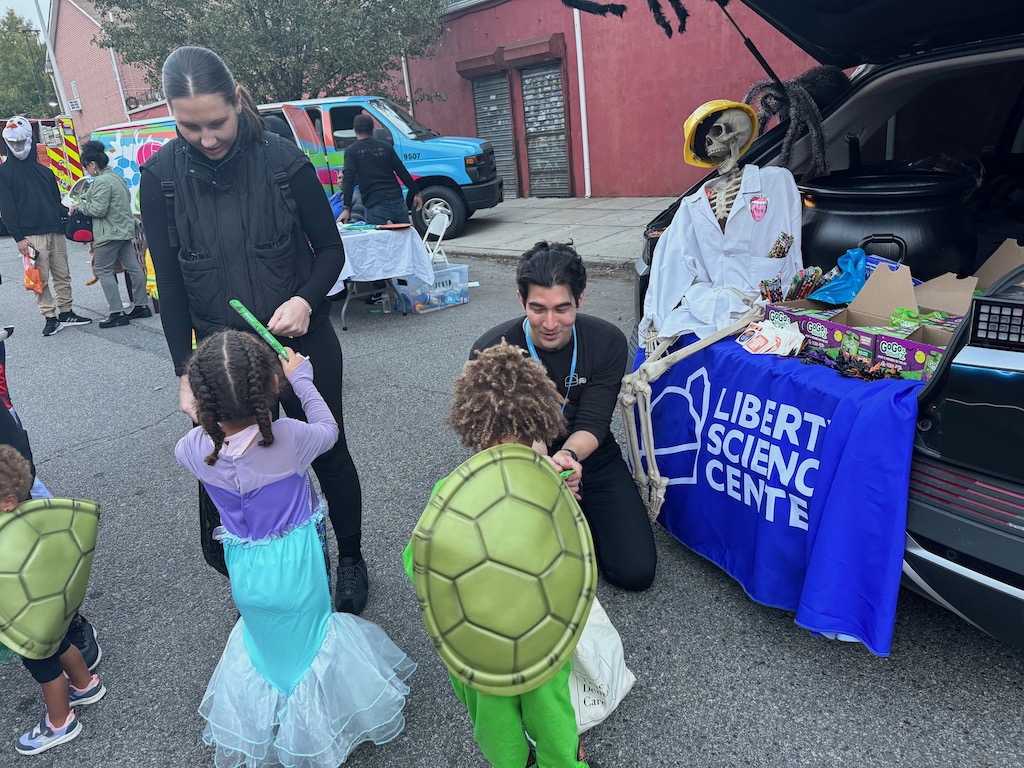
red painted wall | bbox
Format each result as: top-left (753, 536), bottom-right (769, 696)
top-left (406, 0), bottom-right (817, 197)
top-left (50, 0), bottom-right (165, 137)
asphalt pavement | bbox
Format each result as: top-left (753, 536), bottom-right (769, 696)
top-left (1, 238), bottom-right (1023, 768)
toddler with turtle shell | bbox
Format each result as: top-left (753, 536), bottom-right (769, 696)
top-left (404, 340), bottom-right (603, 768)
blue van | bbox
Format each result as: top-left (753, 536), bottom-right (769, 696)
top-left (260, 96), bottom-right (503, 237)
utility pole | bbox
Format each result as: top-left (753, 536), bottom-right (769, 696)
top-left (33, 0), bottom-right (70, 115)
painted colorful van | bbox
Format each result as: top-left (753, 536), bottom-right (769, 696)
top-left (91, 98), bottom-right (503, 237)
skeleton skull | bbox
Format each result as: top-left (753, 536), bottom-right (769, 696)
top-left (704, 109), bottom-right (754, 175)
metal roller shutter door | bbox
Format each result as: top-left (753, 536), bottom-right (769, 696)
top-left (521, 62), bottom-right (569, 197)
top-left (472, 75), bottom-right (518, 199)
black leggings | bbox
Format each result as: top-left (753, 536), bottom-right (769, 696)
top-left (21, 636), bottom-right (71, 685)
top-left (580, 451), bottom-right (657, 592)
top-left (280, 319), bottom-right (363, 559)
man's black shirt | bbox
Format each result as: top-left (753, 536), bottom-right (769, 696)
top-left (341, 138), bottom-right (420, 210)
top-left (471, 314), bottom-right (630, 469)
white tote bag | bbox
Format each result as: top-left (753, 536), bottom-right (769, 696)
top-left (570, 597), bottom-right (636, 733)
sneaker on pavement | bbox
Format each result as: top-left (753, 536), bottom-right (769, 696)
top-left (67, 614), bottom-right (102, 672)
top-left (68, 674), bottom-right (106, 707)
top-left (335, 557), bottom-right (369, 615)
top-left (127, 305), bottom-right (152, 319)
top-left (56, 311), bottom-right (91, 326)
top-left (98, 311), bottom-right (130, 328)
top-left (42, 317), bottom-right (61, 337)
top-left (15, 711), bottom-right (81, 755)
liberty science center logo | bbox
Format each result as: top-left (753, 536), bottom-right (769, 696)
top-left (642, 366), bottom-right (830, 530)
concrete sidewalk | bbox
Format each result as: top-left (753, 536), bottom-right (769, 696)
top-left (445, 196), bottom-right (676, 270)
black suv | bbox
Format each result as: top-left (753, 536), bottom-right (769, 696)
top-left (635, 0), bottom-right (1024, 650)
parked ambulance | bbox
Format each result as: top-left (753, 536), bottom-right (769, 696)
top-left (90, 97), bottom-right (503, 237)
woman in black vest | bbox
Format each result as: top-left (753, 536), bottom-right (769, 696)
top-left (139, 47), bottom-right (368, 615)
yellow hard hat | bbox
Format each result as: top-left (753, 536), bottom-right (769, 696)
top-left (682, 99), bottom-right (758, 168)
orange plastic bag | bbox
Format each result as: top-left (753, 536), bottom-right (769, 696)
top-left (22, 254), bottom-right (42, 294)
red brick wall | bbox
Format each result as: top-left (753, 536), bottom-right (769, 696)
top-left (49, 0), bottom-right (164, 136)
top-left (406, 0), bottom-right (817, 197)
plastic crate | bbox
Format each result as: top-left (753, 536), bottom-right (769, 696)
top-left (393, 263), bottom-right (469, 314)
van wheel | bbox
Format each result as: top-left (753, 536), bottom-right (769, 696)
top-left (413, 186), bottom-right (466, 238)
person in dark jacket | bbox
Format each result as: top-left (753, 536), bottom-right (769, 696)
top-left (139, 47), bottom-right (368, 615)
top-left (0, 116), bottom-right (91, 336)
top-left (338, 114), bottom-right (422, 225)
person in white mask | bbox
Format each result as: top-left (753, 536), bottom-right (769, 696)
top-left (0, 116), bottom-right (92, 336)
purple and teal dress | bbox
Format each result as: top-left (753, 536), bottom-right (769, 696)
top-left (176, 360), bottom-right (415, 767)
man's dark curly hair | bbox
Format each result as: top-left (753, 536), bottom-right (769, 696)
top-left (0, 444), bottom-right (33, 503)
top-left (186, 330), bottom-right (282, 465)
top-left (517, 241), bottom-right (587, 305)
top-left (447, 341), bottom-right (567, 451)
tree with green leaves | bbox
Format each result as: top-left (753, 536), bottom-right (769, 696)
top-left (0, 10), bottom-right (59, 119)
top-left (92, 0), bottom-right (449, 104)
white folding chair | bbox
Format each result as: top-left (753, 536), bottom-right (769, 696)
top-left (422, 213), bottom-right (450, 265)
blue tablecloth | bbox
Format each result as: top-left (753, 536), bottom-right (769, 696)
top-left (635, 339), bottom-right (923, 655)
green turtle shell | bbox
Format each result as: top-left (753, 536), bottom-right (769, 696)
top-left (412, 443), bottom-right (596, 696)
top-left (0, 498), bottom-right (100, 660)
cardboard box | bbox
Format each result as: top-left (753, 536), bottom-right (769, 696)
top-left (768, 240), bottom-right (1024, 367)
top-left (393, 263), bottom-right (470, 314)
top-left (773, 265), bottom-right (976, 363)
top-left (764, 301), bottom-right (841, 330)
top-left (875, 325), bottom-right (952, 380)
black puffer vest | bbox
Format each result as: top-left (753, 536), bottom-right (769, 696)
top-left (143, 133), bottom-right (327, 338)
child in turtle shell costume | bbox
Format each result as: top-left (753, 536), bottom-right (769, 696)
top-left (0, 446), bottom-right (105, 756)
top-left (404, 341), bottom-right (601, 768)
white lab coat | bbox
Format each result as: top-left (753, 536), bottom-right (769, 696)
top-left (639, 164), bottom-right (803, 344)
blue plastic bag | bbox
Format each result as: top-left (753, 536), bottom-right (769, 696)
top-left (808, 248), bottom-right (867, 305)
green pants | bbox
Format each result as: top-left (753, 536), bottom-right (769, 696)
top-left (449, 661), bottom-right (586, 768)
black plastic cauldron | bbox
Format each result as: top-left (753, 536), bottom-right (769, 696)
top-left (799, 170), bottom-right (977, 281)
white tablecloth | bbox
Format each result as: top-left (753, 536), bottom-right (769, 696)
top-left (328, 226), bottom-right (434, 297)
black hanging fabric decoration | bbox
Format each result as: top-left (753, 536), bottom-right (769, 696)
top-left (561, 0), bottom-right (722, 37)
top-left (560, 0), bottom-right (627, 18)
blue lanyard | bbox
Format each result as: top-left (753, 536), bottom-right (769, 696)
top-left (523, 318), bottom-right (577, 414)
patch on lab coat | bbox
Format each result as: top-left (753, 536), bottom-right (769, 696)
top-left (749, 195), bottom-right (768, 222)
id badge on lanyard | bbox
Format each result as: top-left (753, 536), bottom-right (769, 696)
top-left (522, 318), bottom-right (577, 414)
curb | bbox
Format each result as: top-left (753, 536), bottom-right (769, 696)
top-left (444, 247), bottom-right (638, 274)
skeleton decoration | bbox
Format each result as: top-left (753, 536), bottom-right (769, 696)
top-left (701, 108), bottom-right (754, 227)
top-left (621, 99), bottom-right (803, 518)
top-left (558, 0), bottom-right (728, 38)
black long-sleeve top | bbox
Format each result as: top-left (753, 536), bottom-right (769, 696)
top-left (341, 137), bottom-right (419, 210)
top-left (0, 154), bottom-right (65, 241)
top-left (471, 314), bottom-right (630, 469)
top-left (140, 140), bottom-right (345, 376)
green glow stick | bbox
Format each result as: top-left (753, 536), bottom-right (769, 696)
top-left (559, 469), bottom-right (576, 479)
top-left (229, 299), bottom-right (289, 360)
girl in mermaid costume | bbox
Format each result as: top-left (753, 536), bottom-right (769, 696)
top-left (175, 330), bottom-right (415, 767)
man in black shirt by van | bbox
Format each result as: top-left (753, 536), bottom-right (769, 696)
top-left (338, 114), bottom-right (423, 225)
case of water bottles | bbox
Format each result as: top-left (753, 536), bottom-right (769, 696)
top-left (392, 263), bottom-right (470, 314)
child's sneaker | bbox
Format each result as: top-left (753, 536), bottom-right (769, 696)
top-left (67, 674), bottom-right (106, 706)
top-left (15, 710), bottom-right (81, 755)
top-left (67, 614), bottom-right (102, 671)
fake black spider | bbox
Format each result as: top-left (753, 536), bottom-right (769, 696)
top-left (559, 0), bottom-right (728, 38)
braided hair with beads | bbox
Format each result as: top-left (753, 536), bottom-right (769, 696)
top-left (186, 330), bottom-right (283, 465)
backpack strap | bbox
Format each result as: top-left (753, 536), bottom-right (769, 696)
top-left (153, 142), bottom-right (179, 251)
top-left (263, 133), bottom-right (301, 225)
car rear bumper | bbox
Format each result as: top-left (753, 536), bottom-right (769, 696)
top-left (905, 488), bottom-right (1024, 651)
top-left (463, 176), bottom-right (503, 212)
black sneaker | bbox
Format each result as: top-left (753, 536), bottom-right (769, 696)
top-left (66, 614), bottom-right (102, 672)
top-left (42, 317), bottom-right (61, 336)
top-left (57, 311), bottom-right (91, 327)
top-left (335, 557), bottom-right (369, 615)
top-left (98, 312), bottom-right (130, 328)
top-left (127, 305), bottom-right (152, 319)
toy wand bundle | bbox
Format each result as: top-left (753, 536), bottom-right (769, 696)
top-left (229, 299), bottom-right (290, 360)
